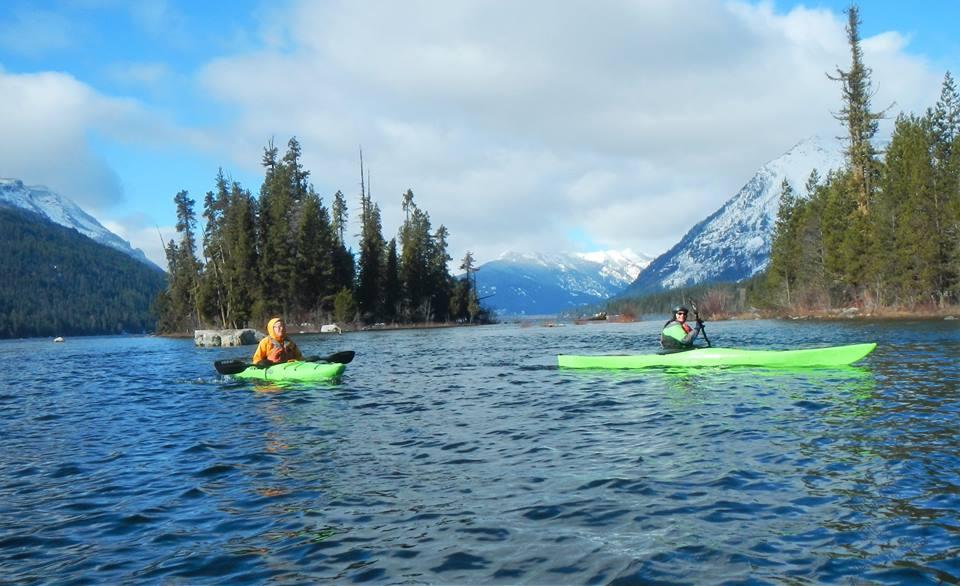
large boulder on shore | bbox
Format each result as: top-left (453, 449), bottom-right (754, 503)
top-left (194, 329), bottom-right (258, 347)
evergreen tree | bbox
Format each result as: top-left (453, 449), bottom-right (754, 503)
top-left (399, 195), bottom-right (432, 321)
top-left (794, 171), bottom-right (829, 307)
top-left (199, 169), bottom-right (231, 326)
top-left (383, 238), bottom-right (401, 322)
top-left (167, 190), bottom-right (202, 330)
top-left (283, 137), bottom-right (310, 209)
top-left (293, 187), bottom-right (336, 319)
top-left (330, 189), bottom-right (355, 293)
top-left (258, 140), bottom-right (297, 318)
top-left (356, 164), bottom-right (386, 320)
top-left (881, 114), bottom-right (938, 304)
top-left (928, 72), bottom-right (960, 303)
top-left (221, 182), bottom-right (259, 327)
top-left (332, 189), bottom-right (348, 245)
top-left (818, 4), bottom-right (888, 305)
top-left (457, 251), bottom-right (481, 322)
top-left (429, 225), bottom-right (453, 322)
top-left (827, 3), bottom-right (884, 215)
top-left (767, 179), bottom-right (800, 305)
top-left (333, 287), bottom-right (357, 324)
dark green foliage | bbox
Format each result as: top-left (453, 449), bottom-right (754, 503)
top-left (430, 226), bottom-right (453, 322)
top-left (220, 182), bottom-right (259, 328)
top-left (0, 205), bottom-right (165, 338)
top-left (356, 196), bottom-right (385, 320)
top-left (154, 138), bottom-right (470, 330)
top-left (878, 114), bottom-right (937, 303)
top-left (383, 238), bottom-right (401, 322)
top-left (257, 141), bottom-right (298, 317)
top-left (757, 9), bottom-right (960, 312)
top-left (397, 190), bottom-right (458, 322)
top-left (827, 4), bottom-right (883, 214)
top-left (766, 179), bottom-right (801, 304)
top-left (452, 251), bottom-right (481, 323)
top-left (165, 189), bottom-right (202, 332)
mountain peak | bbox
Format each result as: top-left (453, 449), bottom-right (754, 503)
top-left (0, 178), bottom-right (160, 270)
top-left (479, 249), bottom-right (652, 315)
top-left (624, 136), bottom-right (844, 295)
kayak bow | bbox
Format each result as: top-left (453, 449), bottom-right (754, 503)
top-left (557, 342), bottom-right (877, 369)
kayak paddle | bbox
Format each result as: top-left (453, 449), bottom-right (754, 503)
top-left (214, 350), bottom-right (355, 376)
top-left (689, 298), bottom-right (711, 347)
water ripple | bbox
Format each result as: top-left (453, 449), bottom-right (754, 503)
top-left (0, 322), bottom-right (958, 582)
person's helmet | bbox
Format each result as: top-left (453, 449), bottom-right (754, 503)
top-left (673, 305), bottom-right (689, 315)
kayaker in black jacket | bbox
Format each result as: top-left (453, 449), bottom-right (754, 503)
top-left (660, 306), bottom-right (703, 351)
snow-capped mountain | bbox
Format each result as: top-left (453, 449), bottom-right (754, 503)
top-left (475, 249), bottom-right (652, 315)
top-left (0, 178), bottom-right (159, 270)
top-left (624, 136), bottom-right (844, 295)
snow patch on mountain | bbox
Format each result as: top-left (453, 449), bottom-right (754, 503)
top-left (477, 249), bottom-right (652, 315)
top-left (625, 136), bottom-right (844, 295)
top-left (0, 178), bottom-right (159, 269)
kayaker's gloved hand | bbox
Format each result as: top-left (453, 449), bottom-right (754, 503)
top-left (256, 359), bottom-right (272, 368)
top-left (696, 319), bottom-right (704, 329)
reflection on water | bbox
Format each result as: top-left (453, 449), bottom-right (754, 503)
top-left (0, 319), bottom-right (958, 583)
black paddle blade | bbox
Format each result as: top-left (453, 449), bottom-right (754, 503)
top-left (306, 350), bottom-right (355, 364)
top-left (213, 359), bottom-right (252, 375)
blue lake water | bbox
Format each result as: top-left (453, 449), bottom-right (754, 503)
top-left (1, 318), bottom-right (959, 583)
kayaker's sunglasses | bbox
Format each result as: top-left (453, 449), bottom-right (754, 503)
top-left (676, 311), bottom-right (687, 315)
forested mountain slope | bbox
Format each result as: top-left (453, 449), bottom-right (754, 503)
top-left (0, 204), bottom-right (166, 338)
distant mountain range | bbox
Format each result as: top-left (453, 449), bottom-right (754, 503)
top-left (0, 178), bottom-right (159, 270)
top-left (473, 137), bottom-right (846, 315)
top-left (623, 136), bottom-right (844, 295)
top-left (474, 250), bottom-right (652, 316)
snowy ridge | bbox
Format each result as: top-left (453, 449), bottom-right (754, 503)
top-left (0, 178), bottom-right (158, 269)
top-left (625, 137), bottom-right (844, 295)
top-left (478, 249), bottom-right (651, 315)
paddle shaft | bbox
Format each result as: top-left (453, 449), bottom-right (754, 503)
top-left (689, 299), bottom-right (711, 347)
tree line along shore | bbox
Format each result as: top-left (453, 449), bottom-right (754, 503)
top-left (156, 141), bottom-right (492, 335)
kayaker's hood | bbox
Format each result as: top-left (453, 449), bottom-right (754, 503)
top-left (266, 317), bottom-right (285, 342)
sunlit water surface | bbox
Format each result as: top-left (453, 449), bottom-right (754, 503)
top-left (1, 319), bottom-right (958, 583)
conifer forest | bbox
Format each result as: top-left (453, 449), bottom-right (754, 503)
top-left (760, 6), bottom-right (960, 312)
top-left (155, 140), bottom-right (486, 333)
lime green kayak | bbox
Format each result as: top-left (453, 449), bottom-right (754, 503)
top-left (558, 342), bottom-right (877, 369)
top-left (232, 360), bottom-right (346, 381)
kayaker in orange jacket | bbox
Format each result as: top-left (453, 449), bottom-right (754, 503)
top-left (251, 317), bottom-right (303, 366)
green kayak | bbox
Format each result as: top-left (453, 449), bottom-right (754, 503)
top-left (231, 360), bottom-right (346, 382)
top-left (558, 342), bottom-right (877, 369)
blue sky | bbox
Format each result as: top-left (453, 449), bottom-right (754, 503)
top-left (1, 1), bottom-right (958, 267)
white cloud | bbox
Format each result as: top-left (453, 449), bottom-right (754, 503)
top-left (102, 217), bottom-right (172, 269)
top-left (206, 0), bottom-right (931, 263)
top-left (0, 69), bottom-right (127, 209)
top-left (0, 67), bottom-right (221, 215)
top-left (5, 1), bottom-right (953, 271)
